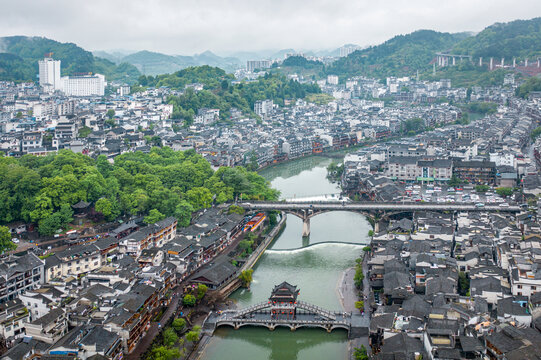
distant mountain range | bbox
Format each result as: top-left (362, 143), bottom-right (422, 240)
top-left (102, 50), bottom-right (244, 75)
top-left (92, 47), bottom-right (347, 76)
top-left (1, 17), bottom-right (540, 85)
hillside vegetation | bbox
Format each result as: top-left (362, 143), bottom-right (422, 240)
top-left (0, 148), bottom-right (278, 235)
top-left (318, 17), bottom-right (541, 86)
top-left (452, 17), bottom-right (541, 59)
top-left (0, 36), bottom-right (141, 83)
top-left (326, 30), bottom-right (469, 79)
top-left (137, 67), bottom-right (320, 123)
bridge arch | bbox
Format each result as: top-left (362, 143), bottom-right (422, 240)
top-left (280, 208), bottom-right (387, 237)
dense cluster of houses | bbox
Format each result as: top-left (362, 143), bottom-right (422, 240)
top-left (0, 207), bottom-right (249, 359)
top-left (366, 208), bottom-right (541, 359)
top-left (341, 98), bottom-right (541, 198)
top-left (0, 73), bottom-right (520, 173)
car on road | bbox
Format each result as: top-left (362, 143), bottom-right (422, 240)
top-left (476, 203), bottom-right (485, 208)
top-left (499, 203), bottom-right (509, 207)
top-left (12, 238), bottom-right (19, 244)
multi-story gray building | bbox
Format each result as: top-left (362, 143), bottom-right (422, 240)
top-left (0, 253), bottom-right (45, 304)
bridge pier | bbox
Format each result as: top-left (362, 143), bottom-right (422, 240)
top-left (302, 216), bottom-right (311, 237)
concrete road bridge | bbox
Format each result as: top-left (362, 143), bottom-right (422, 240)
top-left (240, 201), bottom-right (520, 236)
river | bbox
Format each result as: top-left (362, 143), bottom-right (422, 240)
top-left (203, 156), bottom-right (371, 360)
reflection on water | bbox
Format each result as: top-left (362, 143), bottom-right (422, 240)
top-left (273, 212), bottom-right (371, 250)
top-left (206, 327), bottom-right (348, 360)
top-left (260, 156), bottom-right (338, 183)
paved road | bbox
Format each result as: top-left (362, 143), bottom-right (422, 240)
top-left (338, 265), bottom-right (371, 359)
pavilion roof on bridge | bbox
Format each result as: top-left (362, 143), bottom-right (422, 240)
top-left (270, 281), bottom-right (300, 303)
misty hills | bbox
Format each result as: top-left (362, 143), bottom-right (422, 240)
top-left (0, 36), bottom-right (141, 83)
top-left (329, 17), bottom-right (541, 80)
top-left (93, 47), bottom-right (343, 76)
top-left (113, 50), bottom-right (243, 75)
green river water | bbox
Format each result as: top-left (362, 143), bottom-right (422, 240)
top-left (203, 156), bottom-right (371, 360)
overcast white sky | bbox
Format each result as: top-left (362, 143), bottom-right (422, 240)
top-left (1, 0), bottom-right (540, 55)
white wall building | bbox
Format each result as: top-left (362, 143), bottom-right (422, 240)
top-left (254, 100), bottom-right (274, 117)
top-left (327, 75), bottom-right (339, 85)
top-left (61, 74), bottom-right (105, 97)
top-left (339, 45), bottom-right (360, 57)
top-left (246, 60), bottom-right (272, 72)
top-left (38, 58), bottom-right (61, 92)
top-left (490, 152), bottom-right (516, 168)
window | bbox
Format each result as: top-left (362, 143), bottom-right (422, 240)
top-left (518, 285), bottom-right (522, 289)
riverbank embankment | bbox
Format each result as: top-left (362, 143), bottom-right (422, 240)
top-left (338, 249), bottom-right (372, 359)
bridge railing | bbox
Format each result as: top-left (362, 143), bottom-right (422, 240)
top-left (239, 201), bottom-right (520, 211)
top-left (242, 200), bottom-right (519, 206)
top-left (218, 317), bottom-right (350, 327)
top-left (297, 301), bottom-right (337, 320)
top-left (232, 301), bottom-right (270, 318)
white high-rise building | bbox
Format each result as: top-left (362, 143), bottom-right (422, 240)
top-left (339, 45), bottom-right (360, 57)
top-left (61, 74), bottom-right (105, 97)
top-left (327, 75), bottom-right (339, 85)
top-left (254, 99), bottom-right (274, 117)
top-left (38, 57), bottom-right (61, 92)
top-left (246, 60), bottom-right (272, 72)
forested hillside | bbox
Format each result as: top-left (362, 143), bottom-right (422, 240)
top-left (452, 17), bottom-right (541, 59)
top-left (0, 36), bottom-right (141, 83)
top-left (0, 148), bottom-right (279, 235)
top-left (326, 30), bottom-right (469, 79)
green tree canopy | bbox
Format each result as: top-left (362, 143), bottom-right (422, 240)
top-left (172, 318), bottom-right (186, 333)
top-left (162, 327), bottom-right (178, 347)
top-left (182, 294), bottom-right (196, 307)
top-left (495, 187), bottom-right (513, 197)
top-left (0, 226), bottom-right (16, 254)
top-left (238, 269), bottom-right (254, 288)
top-left (196, 284), bottom-right (208, 300)
top-left (144, 209), bottom-right (166, 224)
top-left (0, 148), bottom-right (277, 231)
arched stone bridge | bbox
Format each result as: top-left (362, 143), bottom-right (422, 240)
top-left (204, 300), bottom-right (367, 335)
top-left (240, 201), bottom-right (520, 236)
